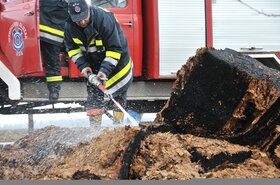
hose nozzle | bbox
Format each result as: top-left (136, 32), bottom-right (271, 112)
top-left (88, 74), bottom-right (102, 87)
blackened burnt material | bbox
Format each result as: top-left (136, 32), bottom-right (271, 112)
top-left (156, 48), bottom-right (280, 160)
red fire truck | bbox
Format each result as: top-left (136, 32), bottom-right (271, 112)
top-left (0, 0), bottom-right (280, 114)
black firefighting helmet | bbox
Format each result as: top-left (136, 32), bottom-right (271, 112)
top-left (68, 0), bottom-right (89, 22)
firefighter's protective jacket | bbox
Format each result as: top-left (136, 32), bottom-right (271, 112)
top-left (64, 6), bottom-right (133, 96)
top-left (39, 0), bottom-right (69, 46)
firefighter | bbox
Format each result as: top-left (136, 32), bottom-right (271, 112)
top-left (39, 0), bottom-right (69, 101)
top-left (64, 0), bottom-right (133, 126)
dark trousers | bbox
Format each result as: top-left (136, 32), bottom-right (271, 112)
top-left (40, 41), bottom-right (62, 93)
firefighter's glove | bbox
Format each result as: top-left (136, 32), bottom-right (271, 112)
top-left (97, 71), bottom-right (108, 86)
top-left (81, 67), bottom-right (93, 78)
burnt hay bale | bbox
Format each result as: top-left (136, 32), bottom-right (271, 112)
top-left (156, 48), bottom-right (280, 163)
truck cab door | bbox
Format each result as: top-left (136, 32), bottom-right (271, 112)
top-left (0, 0), bottom-right (41, 76)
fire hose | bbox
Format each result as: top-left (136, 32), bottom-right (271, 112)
top-left (87, 73), bottom-right (139, 126)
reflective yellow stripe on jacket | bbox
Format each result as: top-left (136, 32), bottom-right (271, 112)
top-left (106, 58), bottom-right (131, 88)
top-left (68, 48), bottom-right (83, 63)
top-left (68, 48), bottom-right (82, 58)
top-left (73, 38), bottom-right (83, 45)
top-left (106, 51), bottom-right (121, 60)
top-left (106, 59), bottom-right (133, 95)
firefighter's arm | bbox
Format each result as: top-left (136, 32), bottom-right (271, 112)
top-left (64, 23), bottom-right (90, 72)
top-left (97, 10), bottom-right (123, 77)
